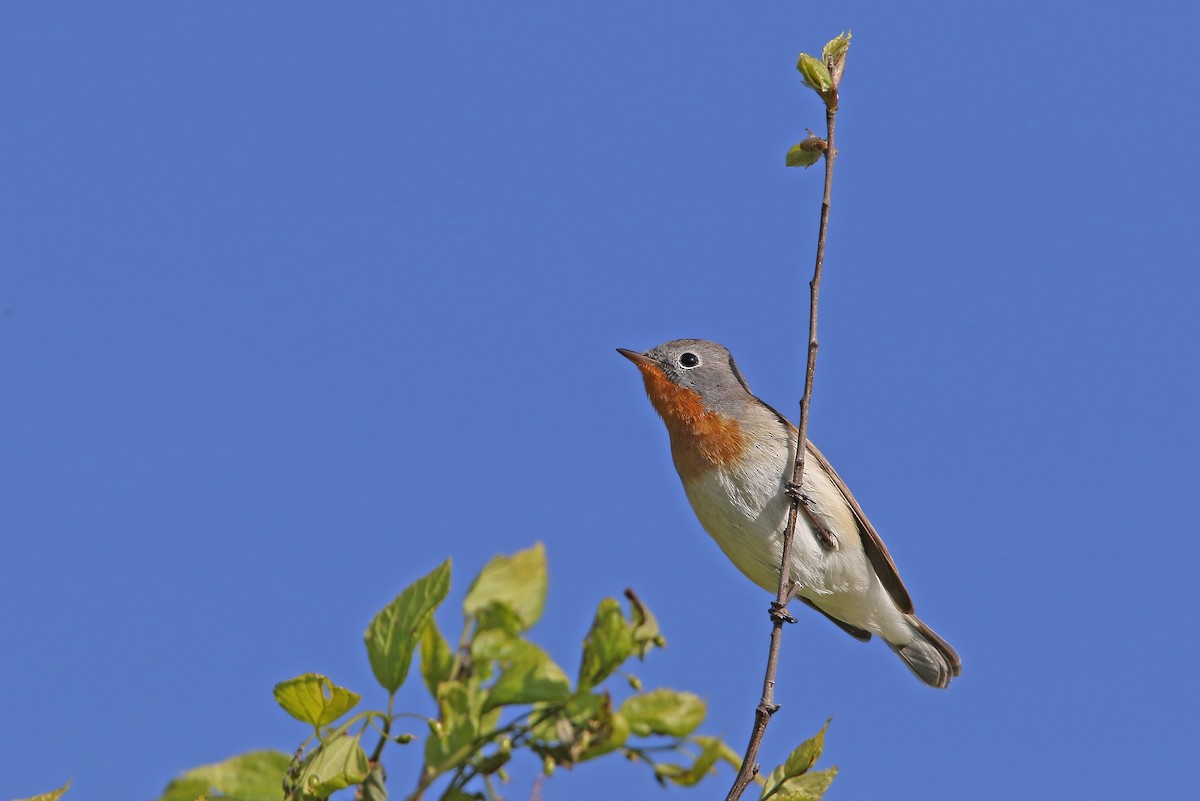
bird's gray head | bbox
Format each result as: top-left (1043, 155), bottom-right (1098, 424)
top-left (617, 339), bottom-right (753, 413)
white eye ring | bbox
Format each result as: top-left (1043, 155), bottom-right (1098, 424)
top-left (679, 352), bottom-right (700, 368)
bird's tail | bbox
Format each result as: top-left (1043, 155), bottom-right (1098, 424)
top-left (888, 615), bottom-right (961, 689)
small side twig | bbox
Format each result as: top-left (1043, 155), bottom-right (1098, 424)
top-left (725, 34), bottom-right (846, 801)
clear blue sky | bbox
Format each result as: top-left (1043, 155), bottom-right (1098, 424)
top-left (3, 3), bottom-right (1197, 800)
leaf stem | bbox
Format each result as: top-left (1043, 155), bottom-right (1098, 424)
top-left (370, 693), bottom-right (396, 763)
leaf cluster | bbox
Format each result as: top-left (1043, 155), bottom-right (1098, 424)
top-left (758, 719), bottom-right (837, 801)
top-left (120, 544), bottom-right (747, 801)
top-left (19, 545), bottom-right (836, 801)
top-left (786, 32), bottom-right (851, 168)
top-left (284, 543), bottom-right (748, 800)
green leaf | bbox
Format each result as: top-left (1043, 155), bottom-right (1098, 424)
top-left (782, 717), bottom-right (830, 779)
top-left (796, 53), bottom-right (832, 95)
top-left (297, 732), bottom-right (370, 797)
top-left (13, 780), bottom-right (71, 801)
top-left (470, 602), bottom-right (527, 663)
top-left (438, 680), bottom-right (475, 720)
top-left (716, 738), bottom-right (744, 770)
top-left (653, 737), bottom-right (726, 788)
top-left (475, 748), bottom-right (512, 776)
top-left (531, 692), bottom-right (629, 765)
top-left (822, 32), bottom-right (851, 88)
top-left (578, 710), bottom-right (630, 761)
top-left (424, 717), bottom-right (478, 775)
top-left (480, 699), bottom-right (502, 733)
top-left (463, 543), bottom-right (547, 629)
top-left (821, 32), bottom-right (850, 65)
top-left (273, 673), bottom-right (361, 729)
top-left (619, 689), bottom-right (706, 737)
top-left (763, 766), bottom-right (786, 797)
top-left (156, 778), bottom-right (211, 801)
top-left (360, 763), bottom-right (388, 801)
top-left (666, 736), bottom-right (725, 787)
top-left (762, 718), bottom-right (831, 800)
top-left (471, 627), bottom-right (514, 663)
top-left (155, 751), bottom-right (291, 801)
top-left (786, 141), bottom-right (824, 168)
top-left (769, 767), bottom-right (838, 801)
top-left (625, 589), bottom-right (665, 657)
top-left (653, 762), bottom-right (686, 785)
top-left (578, 597), bottom-right (634, 691)
top-left (485, 641), bottom-right (571, 710)
top-left (561, 691), bottom-right (606, 727)
top-left (420, 617), bottom-right (455, 695)
top-left (365, 559), bottom-right (451, 694)
top-left (424, 683), bottom-right (483, 774)
top-left (474, 600), bottom-right (527, 636)
top-left (529, 692), bottom-right (602, 741)
top-left (439, 788), bottom-right (483, 801)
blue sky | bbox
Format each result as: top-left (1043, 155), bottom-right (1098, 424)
top-left (3, 3), bottom-right (1197, 800)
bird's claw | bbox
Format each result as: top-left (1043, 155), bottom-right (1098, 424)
top-left (785, 482), bottom-right (817, 507)
top-left (769, 601), bottom-right (798, 624)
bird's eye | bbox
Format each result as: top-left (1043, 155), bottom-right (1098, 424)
top-left (679, 352), bottom-right (700, 368)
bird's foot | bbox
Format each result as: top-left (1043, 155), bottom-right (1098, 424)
top-left (785, 485), bottom-right (839, 550)
top-left (786, 482), bottom-right (825, 514)
top-left (769, 601), bottom-right (798, 625)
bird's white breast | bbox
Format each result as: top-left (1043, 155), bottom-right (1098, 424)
top-left (678, 413), bottom-right (877, 613)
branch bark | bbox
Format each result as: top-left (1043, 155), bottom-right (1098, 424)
top-left (724, 97), bottom-right (839, 801)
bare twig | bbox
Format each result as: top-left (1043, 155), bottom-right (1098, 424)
top-left (725, 56), bottom-right (842, 801)
top-left (370, 695), bottom-right (395, 763)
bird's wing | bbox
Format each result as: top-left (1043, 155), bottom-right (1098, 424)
top-left (804, 439), bottom-right (914, 614)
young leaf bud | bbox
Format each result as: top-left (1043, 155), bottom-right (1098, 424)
top-left (796, 53), bottom-right (833, 96)
top-left (823, 32), bottom-right (851, 88)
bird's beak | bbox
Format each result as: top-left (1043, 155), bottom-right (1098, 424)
top-left (616, 348), bottom-right (657, 369)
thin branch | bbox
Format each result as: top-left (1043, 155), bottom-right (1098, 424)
top-left (370, 694), bottom-right (396, 763)
top-left (406, 619), bottom-right (480, 800)
top-left (411, 707), bottom-right (555, 801)
top-left (725, 99), bottom-right (839, 801)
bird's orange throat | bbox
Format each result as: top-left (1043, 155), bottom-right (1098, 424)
top-left (635, 362), bottom-right (747, 479)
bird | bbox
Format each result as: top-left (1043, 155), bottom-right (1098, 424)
top-left (618, 339), bottom-right (961, 688)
